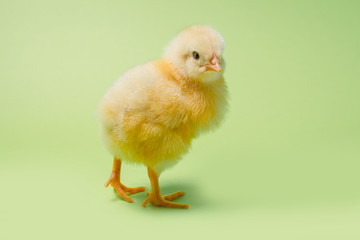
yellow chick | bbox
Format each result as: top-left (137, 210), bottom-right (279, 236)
top-left (99, 25), bottom-right (228, 208)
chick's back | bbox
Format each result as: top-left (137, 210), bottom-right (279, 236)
top-left (99, 61), bottom-right (195, 167)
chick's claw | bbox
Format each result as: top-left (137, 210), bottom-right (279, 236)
top-left (163, 190), bottom-right (185, 201)
top-left (141, 191), bottom-right (189, 209)
top-left (113, 183), bottom-right (134, 203)
top-left (105, 173), bottom-right (145, 203)
top-left (120, 184), bottom-right (146, 194)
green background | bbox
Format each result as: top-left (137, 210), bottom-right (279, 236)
top-left (1, 0), bottom-right (359, 239)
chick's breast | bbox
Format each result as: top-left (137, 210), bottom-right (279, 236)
top-left (98, 62), bottom-right (195, 167)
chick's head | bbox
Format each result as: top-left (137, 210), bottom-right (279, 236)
top-left (164, 25), bottom-right (225, 82)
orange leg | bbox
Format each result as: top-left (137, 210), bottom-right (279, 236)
top-left (141, 166), bottom-right (189, 209)
top-left (105, 157), bottom-right (146, 203)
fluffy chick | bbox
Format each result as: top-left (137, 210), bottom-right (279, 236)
top-left (99, 25), bottom-right (228, 208)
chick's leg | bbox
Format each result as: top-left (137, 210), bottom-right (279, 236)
top-left (105, 157), bottom-right (146, 202)
top-left (141, 167), bottom-right (189, 209)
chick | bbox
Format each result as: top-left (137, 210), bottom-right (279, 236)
top-left (99, 25), bottom-right (228, 208)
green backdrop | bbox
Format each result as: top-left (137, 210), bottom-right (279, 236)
top-left (1, 0), bottom-right (359, 239)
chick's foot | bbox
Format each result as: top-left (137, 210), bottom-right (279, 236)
top-left (105, 172), bottom-right (146, 203)
top-left (141, 191), bottom-right (188, 209)
top-left (105, 157), bottom-right (146, 203)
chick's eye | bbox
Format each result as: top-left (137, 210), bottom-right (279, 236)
top-left (192, 51), bottom-right (200, 60)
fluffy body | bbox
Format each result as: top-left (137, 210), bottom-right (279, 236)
top-left (99, 26), bottom-right (228, 174)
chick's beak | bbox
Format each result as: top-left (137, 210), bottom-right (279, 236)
top-left (205, 55), bottom-right (222, 73)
